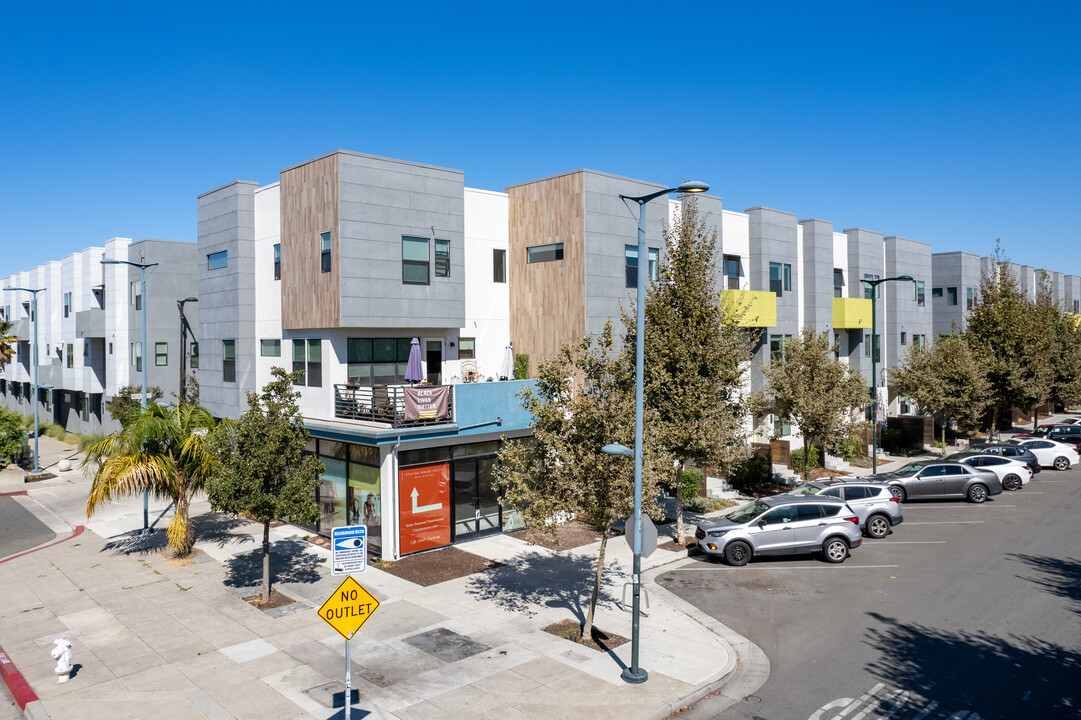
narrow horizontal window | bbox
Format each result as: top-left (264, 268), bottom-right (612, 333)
top-left (208, 251), bottom-right (228, 270)
top-left (526, 243), bottom-right (564, 264)
top-left (260, 339), bottom-right (281, 357)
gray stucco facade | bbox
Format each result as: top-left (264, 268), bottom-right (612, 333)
top-left (799, 218), bottom-right (835, 335)
top-left (931, 251), bottom-right (982, 335)
top-left (844, 228), bottom-right (885, 382)
top-left (884, 236), bottom-right (932, 369)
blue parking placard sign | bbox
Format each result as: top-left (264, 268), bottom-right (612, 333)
top-left (331, 525), bottom-right (367, 576)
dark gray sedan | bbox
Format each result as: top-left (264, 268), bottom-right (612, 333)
top-left (877, 460), bottom-right (1003, 503)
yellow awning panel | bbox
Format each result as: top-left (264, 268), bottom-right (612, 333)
top-left (833, 297), bottom-right (873, 329)
top-left (721, 290), bottom-right (777, 328)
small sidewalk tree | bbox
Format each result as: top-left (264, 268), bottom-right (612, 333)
top-left (757, 329), bottom-right (867, 482)
top-left (494, 324), bottom-right (670, 641)
top-left (206, 367), bottom-right (324, 603)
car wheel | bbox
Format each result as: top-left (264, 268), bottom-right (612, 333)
top-left (822, 537), bottom-right (849, 563)
top-left (967, 484), bottom-right (989, 503)
top-left (1003, 474), bottom-right (1022, 491)
top-left (889, 485), bottom-right (906, 502)
top-left (866, 514), bottom-right (891, 539)
top-left (724, 541), bottom-right (751, 567)
top-left (1054, 456), bottom-right (1070, 471)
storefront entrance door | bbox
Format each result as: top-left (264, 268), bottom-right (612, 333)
top-left (452, 456), bottom-right (500, 541)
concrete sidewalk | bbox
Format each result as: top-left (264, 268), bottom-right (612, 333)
top-left (0, 437), bottom-right (754, 720)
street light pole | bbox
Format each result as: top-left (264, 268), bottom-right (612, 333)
top-left (102, 258), bottom-right (158, 533)
top-left (177, 298), bottom-right (198, 403)
top-left (4, 286), bottom-right (46, 474)
top-left (616, 180), bottom-right (707, 685)
top-left (859, 275), bottom-right (915, 474)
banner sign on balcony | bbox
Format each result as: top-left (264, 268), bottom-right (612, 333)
top-left (403, 386), bottom-right (450, 421)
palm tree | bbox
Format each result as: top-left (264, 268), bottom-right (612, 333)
top-left (83, 403), bottom-right (216, 556)
top-left (0, 317), bottom-right (15, 368)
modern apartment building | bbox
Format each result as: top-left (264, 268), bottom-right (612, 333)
top-left (1, 238), bottom-right (198, 434)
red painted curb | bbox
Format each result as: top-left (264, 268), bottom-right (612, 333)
top-left (0, 490), bottom-right (28, 497)
top-left (0, 525), bottom-right (86, 565)
top-left (0, 645), bottom-right (38, 710)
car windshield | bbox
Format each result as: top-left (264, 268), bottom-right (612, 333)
top-left (1032, 427), bottom-right (1051, 436)
top-left (894, 463), bottom-right (925, 477)
top-left (787, 484), bottom-right (822, 496)
top-left (726, 500), bottom-right (771, 523)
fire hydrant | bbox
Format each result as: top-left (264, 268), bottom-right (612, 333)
top-left (50, 638), bottom-right (72, 683)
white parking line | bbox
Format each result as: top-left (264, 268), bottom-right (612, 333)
top-left (904, 520), bottom-right (985, 525)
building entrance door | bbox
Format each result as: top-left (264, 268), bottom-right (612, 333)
top-left (425, 340), bottom-right (442, 385)
top-left (452, 456), bottom-right (500, 542)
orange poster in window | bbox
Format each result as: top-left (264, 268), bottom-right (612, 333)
top-left (398, 463), bottom-right (451, 554)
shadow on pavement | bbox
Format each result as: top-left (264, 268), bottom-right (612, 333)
top-left (463, 550), bottom-right (619, 622)
top-left (1008, 553), bottom-right (1081, 615)
top-left (191, 512), bottom-right (258, 549)
top-left (101, 528), bottom-right (169, 555)
top-left (863, 612), bottom-right (1081, 719)
top-left (223, 537), bottom-right (324, 588)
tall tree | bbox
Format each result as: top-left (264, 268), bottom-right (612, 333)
top-left (206, 368), bottom-right (324, 602)
top-left (893, 334), bottom-right (991, 446)
top-left (964, 244), bottom-right (1041, 435)
top-left (494, 324), bottom-right (670, 641)
top-left (0, 317), bottom-right (14, 368)
top-left (83, 403), bottom-right (216, 556)
top-left (1048, 311), bottom-right (1081, 412)
top-left (628, 197), bottom-right (755, 543)
top-left (756, 328), bottom-right (867, 482)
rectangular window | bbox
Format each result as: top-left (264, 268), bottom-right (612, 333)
top-left (292, 339), bottom-right (323, 387)
top-left (493, 249), bottom-right (507, 283)
top-left (347, 338), bottom-right (412, 386)
top-left (83, 341), bottom-right (89, 358)
top-left (834, 269), bottom-right (844, 298)
top-left (623, 246), bottom-right (660, 288)
top-left (724, 255), bottom-right (741, 290)
top-left (932, 287), bottom-right (943, 298)
top-left (863, 274), bottom-right (880, 299)
top-left (1075, 300), bottom-right (1080, 313)
top-left (155, 342), bottom-right (168, 366)
top-left (63, 292), bottom-right (71, 318)
top-left (649, 248), bottom-right (659, 282)
top-left (769, 262), bottom-right (784, 296)
top-left (273, 243), bottom-right (281, 280)
top-left (402, 236), bottom-right (430, 284)
top-left (130, 282), bottom-right (142, 311)
top-left (132, 342), bottom-right (142, 373)
top-left (320, 232), bottom-right (331, 274)
top-left (901, 332), bottom-right (907, 345)
top-left (916, 281), bottom-right (925, 307)
top-left (459, 338), bottom-right (475, 360)
top-left (914, 334), bottom-right (926, 350)
top-left (208, 251), bottom-right (227, 270)
top-left (947, 287), bottom-right (958, 306)
top-left (81, 395), bottom-right (89, 422)
top-left (222, 340), bottom-right (236, 383)
top-left (66, 343), bottom-right (73, 369)
top-left (966, 287), bottom-right (976, 310)
top-left (769, 334), bottom-right (792, 360)
top-left (435, 239), bottom-right (450, 277)
top-left (526, 242), bottom-right (564, 264)
top-left (190, 342), bottom-right (199, 369)
top-left (784, 263), bottom-right (792, 292)
top-left (260, 339), bottom-right (281, 357)
top-left (108, 342), bottom-right (113, 355)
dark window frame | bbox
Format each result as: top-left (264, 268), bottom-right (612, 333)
top-left (320, 232), bottom-right (332, 274)
top-left (222, 339), bottom-right (236, 383)
top-left (273, 243), bottom-right (281, 280)
top-left (435, 238), bottom-right (450, 278)
top-left (402, 236), bottom-right (430, 285)
top-left (493, 249), bottom-right (507, 283)
top-left (155, 342), bottom-right (168, 367)
top-left (526, 242), bottom-right (564, 264)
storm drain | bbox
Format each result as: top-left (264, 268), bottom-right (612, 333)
top-left (402, 627), bottom-right (490, 663)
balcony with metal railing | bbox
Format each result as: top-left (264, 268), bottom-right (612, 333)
top-left (333, 383), bottom-right (455, 428)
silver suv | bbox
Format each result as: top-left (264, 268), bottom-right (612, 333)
top-left (695, 495), bottom-right (863, 566)
top-left (784, 480), bottom-right (903, 538)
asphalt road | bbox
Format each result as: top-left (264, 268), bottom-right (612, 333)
top-left (0, 495), bottom-right (55, 559)
top-left (658, 469), bottom-right (1081, 720)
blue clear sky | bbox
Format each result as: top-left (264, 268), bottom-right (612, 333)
top-left (2, 2), bottom-right (1078, 276)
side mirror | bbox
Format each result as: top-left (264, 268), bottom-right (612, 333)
top-left (757, 520), bottom-right (767, 529)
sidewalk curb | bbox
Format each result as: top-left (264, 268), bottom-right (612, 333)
top-left (0, 526), bottom-right (85, 566)
top-left (641, 558), bottom-right (769, 719)
top-left (0, 645), bottom-right (49, 720)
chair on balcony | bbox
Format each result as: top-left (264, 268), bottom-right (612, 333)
top-left (461, 359), bottom-right (478, 383)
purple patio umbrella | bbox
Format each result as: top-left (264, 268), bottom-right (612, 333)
top-left (404, 337), bottom-right (424, 384)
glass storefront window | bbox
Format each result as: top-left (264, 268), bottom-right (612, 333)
top-left (349, 463), bottom-right (382, 553)
top-left (400, 446), bottom-right (452, 467)
top-left (320, 457), bottom-right (348, 530)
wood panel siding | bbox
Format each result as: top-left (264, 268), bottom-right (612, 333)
top-left (281, 153), bottom-right (340, 330)
top-left (507, 172), bottom-right (585, 374)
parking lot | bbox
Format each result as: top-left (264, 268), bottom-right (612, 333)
top-left (657, 464), bottom-right (1081, 720)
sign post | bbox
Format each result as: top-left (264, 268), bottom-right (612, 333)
top-left (318, 575), bottom-right (380, 720)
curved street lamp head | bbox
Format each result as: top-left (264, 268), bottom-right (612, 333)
top-left (897, 275), bottom-right (915, 282)
top-left (676, 181), bottom-right (709, 194)
top-left (602, 443), bottom-right (634, 457)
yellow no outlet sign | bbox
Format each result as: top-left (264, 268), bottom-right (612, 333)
top-left (318, 575), bottom-right (380, 640)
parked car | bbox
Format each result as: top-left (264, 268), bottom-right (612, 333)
top-left (695, 495), bottom-right (862, 565)
top-left (1006, 438), bottom-right (1080, 470)
top-left (962, 444), bottom-right (1041, 473)
top-left (876, 460), bottom-right (1003, 503)
top-left (1014, 424), bottom-right (1081, 448)
top-left (953, 454), bottom-right (1032, 491)
top-left (1014, 423), bottom-right (1060, 438)
top-left (783, 479), bottom-right (903, 538)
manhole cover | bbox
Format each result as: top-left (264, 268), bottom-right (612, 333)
top-left (744, 695), bottom-right (762, 703)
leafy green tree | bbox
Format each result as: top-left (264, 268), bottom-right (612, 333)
top-left (106, 385), bottom-right (165, 428)
top-left (965, 245), bottom-right (1043, 434)
top-left (206, 368), bottom-right (324, 602)
top-left (1048, 311), bottom-right (1081, 412)
top-left (756, 328), bottom-right (867, 482)
top-left (628, 197), bottom-right (755, 542)
top-left (893, 334), bottom-right (991, 446)
top-left (494, 324), bottom-right (670, 641)
top-left (0, 317), bottom-right (14, 368)
top-left (83, 403), bottom-right (216, 556)
top-left (0, 408), bottom-right (23, 467)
